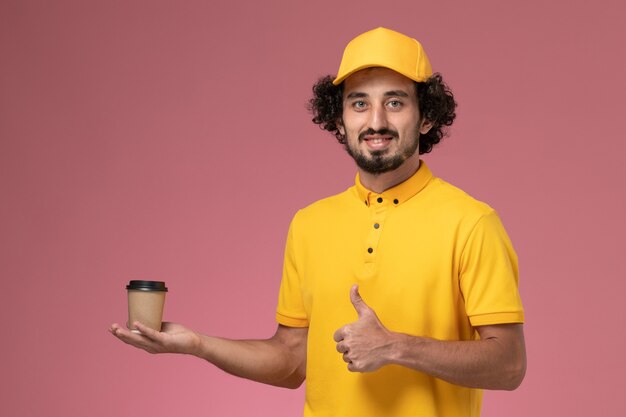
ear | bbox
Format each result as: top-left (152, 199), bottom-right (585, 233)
top-left (336, 119), bottom-right (345, 136)
top-left (419, 119), bottom-right (434, 135)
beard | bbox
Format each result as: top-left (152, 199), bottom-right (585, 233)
top-left (344, 128), bottom-right (420, 175)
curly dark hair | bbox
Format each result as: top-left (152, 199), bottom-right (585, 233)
top-left (308, 73), bottom-right (457, 154)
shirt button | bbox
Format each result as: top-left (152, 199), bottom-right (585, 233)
top-left (374, 223), bottom-right (380, 229)
top-left (377, 197), bottom-right (383, 203)
top-left (367, 247), bottom-right (373, 253)
top-left (393, 199), bottom-right (399, 204)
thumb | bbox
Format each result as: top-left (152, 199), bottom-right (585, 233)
top-left (350, 284), bottom-right (371, 317)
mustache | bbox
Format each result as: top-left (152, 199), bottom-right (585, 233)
top-left (358, 128), bottom-right (399, 141)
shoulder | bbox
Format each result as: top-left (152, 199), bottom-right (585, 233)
top-left (300, 187), bottom-right (356, 213)
top-left (421, 177), bottom-right (495, 219)
top-left (289, 186), bottom-right (359, 228)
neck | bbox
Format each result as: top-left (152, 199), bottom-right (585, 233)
top-left (358, 154), bottom-right (421, 194)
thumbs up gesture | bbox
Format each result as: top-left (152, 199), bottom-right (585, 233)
top-left (333, 284), bottom-right (395, 372)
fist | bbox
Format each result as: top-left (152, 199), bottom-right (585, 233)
top-left (333, 285), bottom-right (394, 372)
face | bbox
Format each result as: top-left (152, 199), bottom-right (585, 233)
top-left (338, 68), bottom-right (432, 175)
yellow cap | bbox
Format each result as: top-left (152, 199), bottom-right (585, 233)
top-left (333, 27), bottom-right (433, 85)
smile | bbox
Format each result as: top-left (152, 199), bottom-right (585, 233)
top-left (364, 137), bottom-right (391, 144)
top-left (363, 136), bottom-right (393, 151)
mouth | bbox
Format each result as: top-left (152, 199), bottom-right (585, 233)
top-left (362, 135), bottom-right (393, 151)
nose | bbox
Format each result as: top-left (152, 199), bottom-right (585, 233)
top-left (368, 103), bottom-right (388, 131)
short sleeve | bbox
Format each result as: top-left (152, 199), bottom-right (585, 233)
top-left (276, 214), bottom-right (309, 327)
top-left (459, 210), bottom-right (525, 326)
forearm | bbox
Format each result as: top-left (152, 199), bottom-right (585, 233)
top-left (110, 322), bottom-right (307, 389)
top-left (192, 332), bottom-right (306, 388)
top-left (386, 324), bottom-right (526, 390)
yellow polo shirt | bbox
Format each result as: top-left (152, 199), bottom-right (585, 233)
top-left (276, 162), bottom-right (524, 417)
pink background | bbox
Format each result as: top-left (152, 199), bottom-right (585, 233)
top-left (1, 1), bottom-right (625, 416)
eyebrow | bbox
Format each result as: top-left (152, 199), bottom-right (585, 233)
top-left (345, 90), bottom-right (411, 99)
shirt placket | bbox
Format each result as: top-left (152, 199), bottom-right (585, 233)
top-left (362, 194), bottom-right (389, 276)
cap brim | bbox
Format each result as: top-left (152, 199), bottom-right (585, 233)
top-left (333, 64), bottom-right (431, 85)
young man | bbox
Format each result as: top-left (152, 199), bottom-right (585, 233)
top-left (111, 27), bottom-right (526, 417)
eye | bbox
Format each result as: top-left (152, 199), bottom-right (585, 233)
top-left (352, 100), bottom-right (368, 111)
top-left (387, 100), bottom-right (403, 109)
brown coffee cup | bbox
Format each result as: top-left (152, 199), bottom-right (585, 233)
top-left (126, 280), bottom-right (168, 333)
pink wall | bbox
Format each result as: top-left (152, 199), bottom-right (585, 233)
top-left (2, 1), bottom-right (625, 416)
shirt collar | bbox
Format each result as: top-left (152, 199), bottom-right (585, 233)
top-left (355, 161), bottom-right (434, 207)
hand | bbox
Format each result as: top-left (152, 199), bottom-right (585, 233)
top-left (109, 321), bottom-right (200, 355)
top-left (333, 285), bottom-right (395, 372)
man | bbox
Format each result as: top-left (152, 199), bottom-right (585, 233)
top-left (111, 27), bottom-right (526, 417)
